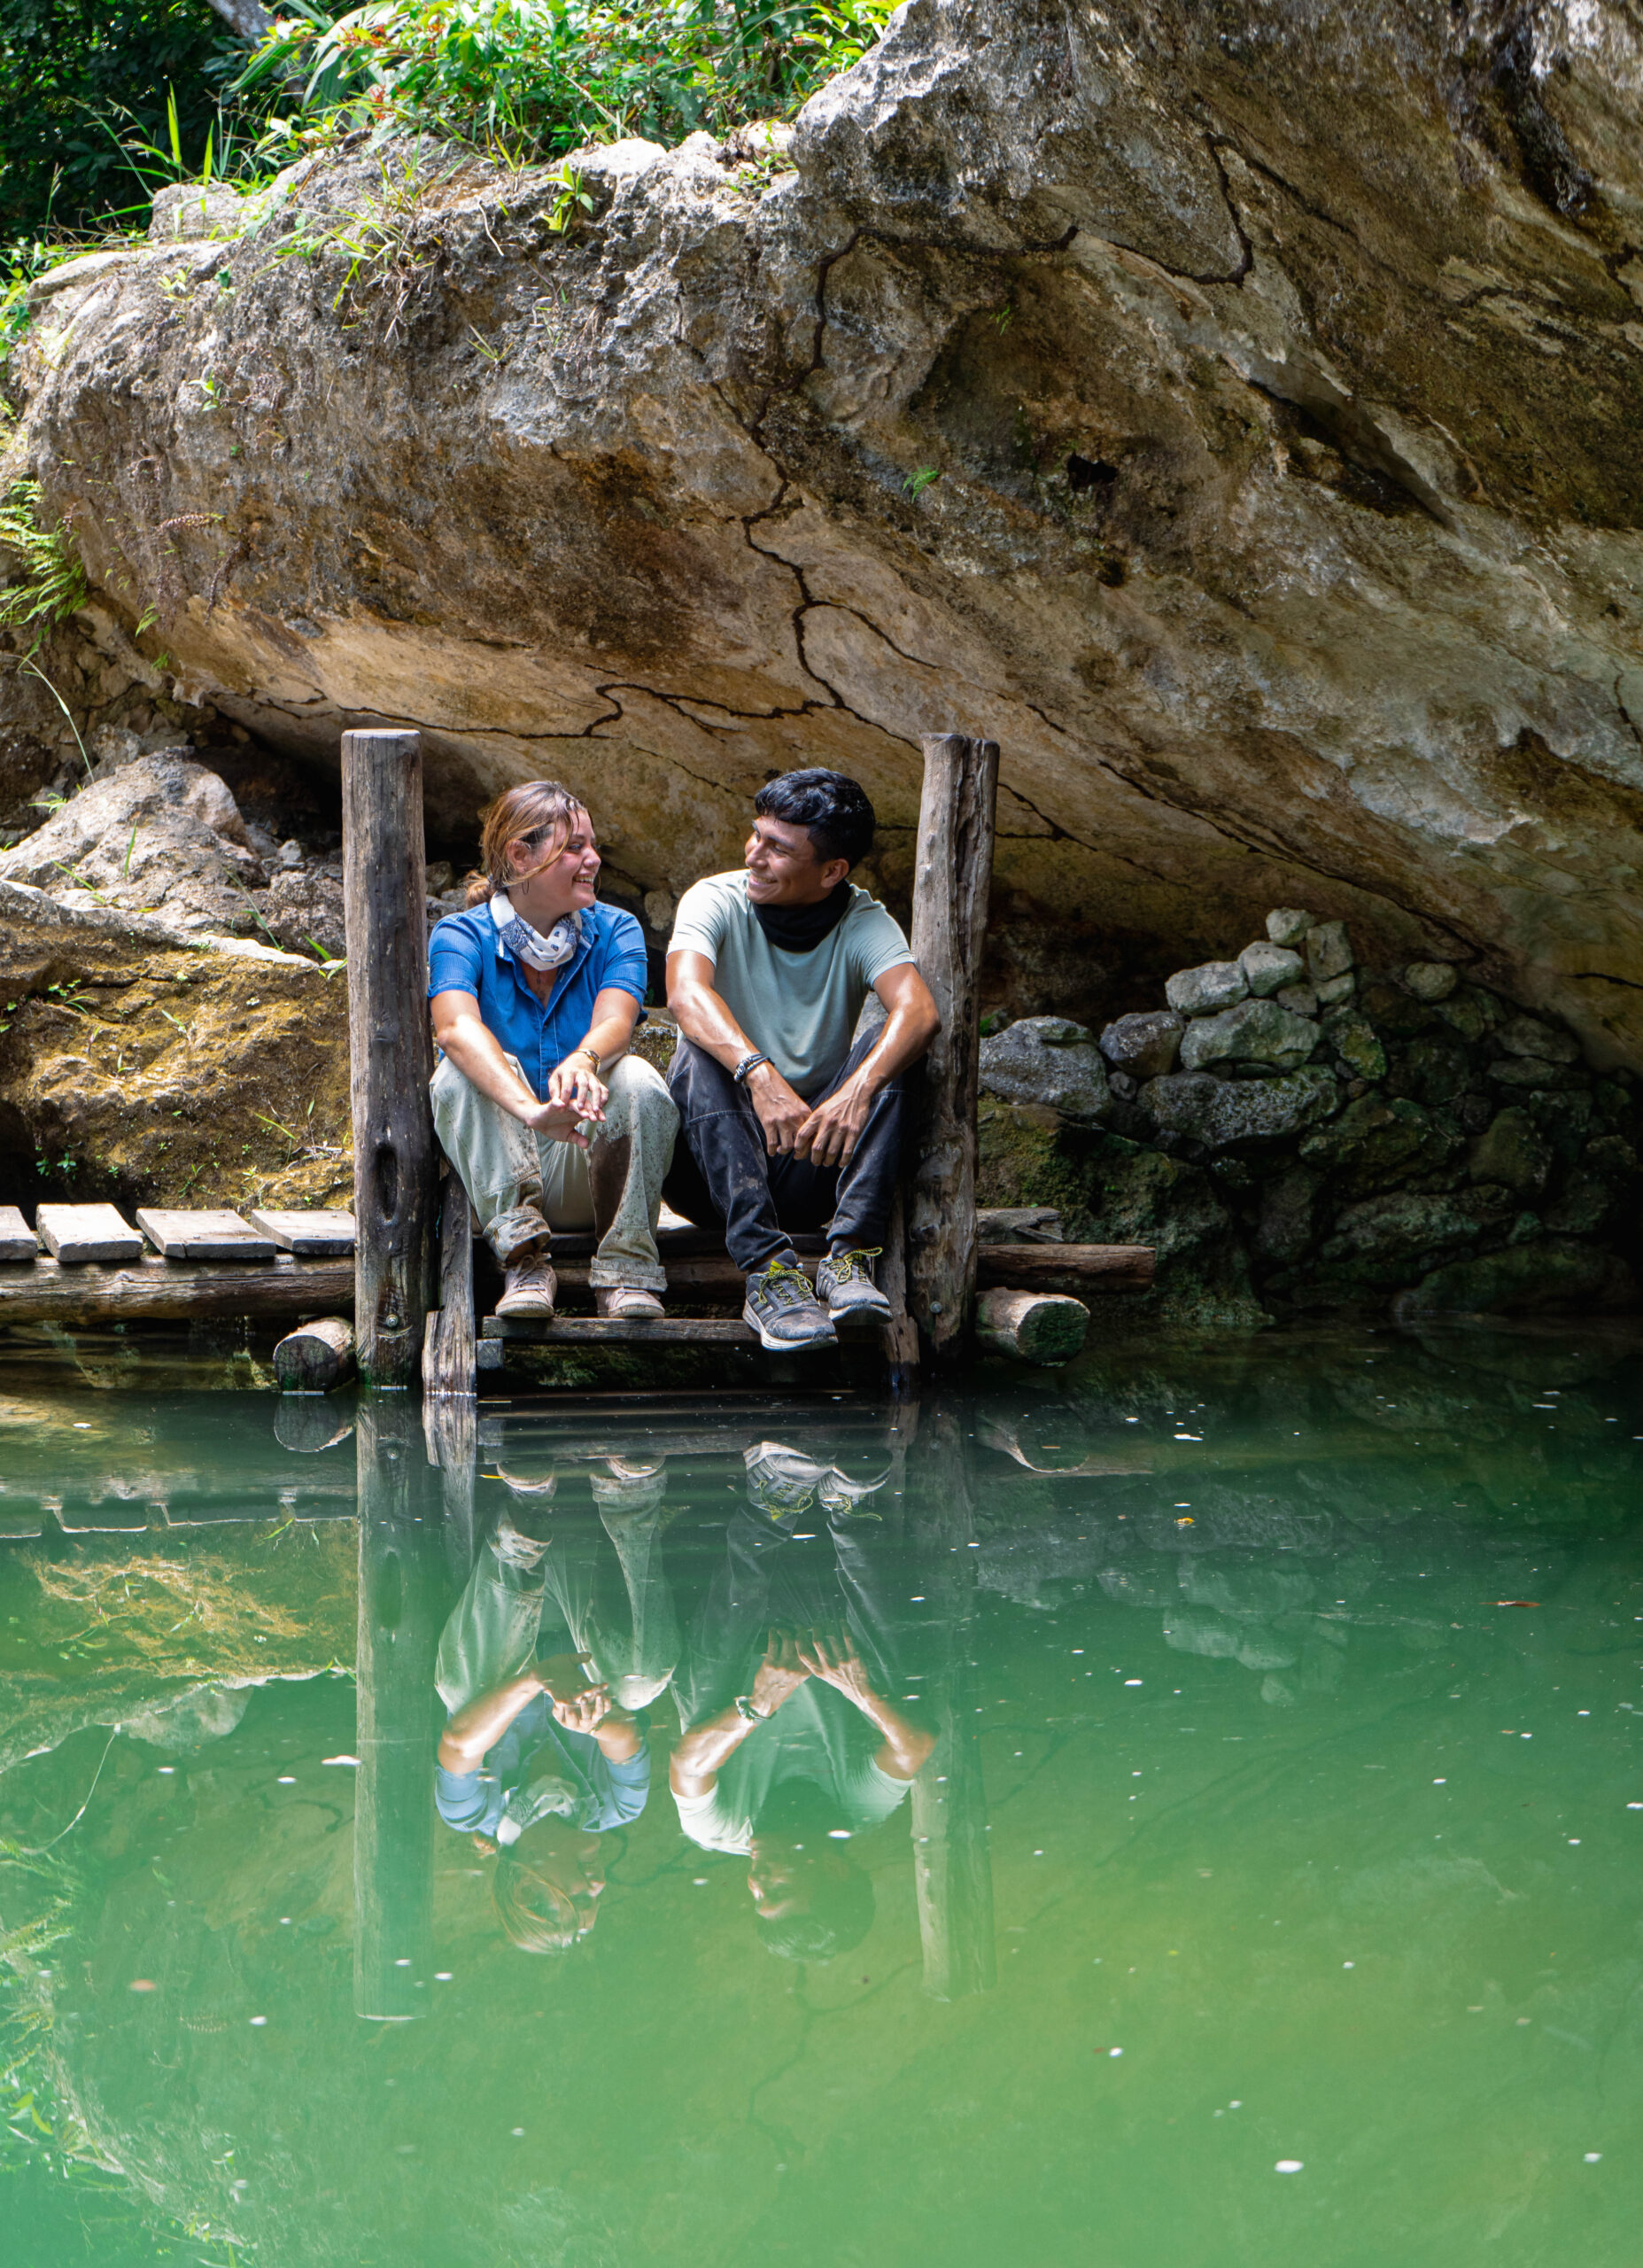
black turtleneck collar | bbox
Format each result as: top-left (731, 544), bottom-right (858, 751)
top-left (751, 878), bottom-right (853, 954)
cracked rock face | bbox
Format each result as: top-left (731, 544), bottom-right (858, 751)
top-left (8, 0), bottom-right (1643, 1053)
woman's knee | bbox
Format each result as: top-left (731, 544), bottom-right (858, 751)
top-left (607, 1051), bottom-right (679, 1132)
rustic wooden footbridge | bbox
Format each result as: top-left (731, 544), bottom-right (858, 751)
top-left (0, 730), bottom-right (1152, 1388)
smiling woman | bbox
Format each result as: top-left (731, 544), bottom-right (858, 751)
top-left (426, 779), bottom-right (679, 1323)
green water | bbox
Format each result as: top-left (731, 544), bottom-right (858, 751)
top-left (3, 1322), bottom-right (1642, 2267)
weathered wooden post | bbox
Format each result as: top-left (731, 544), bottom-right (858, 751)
top-left (353, 1394), bottom-right (444, 2021)
top-left (343, 727), bottom-right (438, 1386)
top-left (909, 1397), bottom-right (996, 2000)
top-left (904, 734), bottom-right (1000, 1358)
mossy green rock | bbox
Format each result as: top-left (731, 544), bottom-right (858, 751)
top-left (1298, 1095), bottom-right (1458, 1192)
top-left (1142, 1067), bottom-right (1338, 1147)
top-left (1467, 1107), bottom-right (1552, 1196)
top-left (1394, 1239), bottom-right (1638, 1318)
top-left (1329, 1020), bottom-right (1388, 1084)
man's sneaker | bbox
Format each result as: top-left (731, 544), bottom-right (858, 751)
top-left (816, 1247), bottom-right (891, 1321)
top-left (741, 1259), bottom-right (837, 1352)
top-left (496, 1251), bottom-right (559, 1317)
top-left (594, 1285), bottom-right (665, 1319)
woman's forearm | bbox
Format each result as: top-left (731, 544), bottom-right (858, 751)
top-left (432, 1003), bottom-right (539, 1119)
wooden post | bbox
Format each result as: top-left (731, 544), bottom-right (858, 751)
top-left (353, 1394), bottom-right (443, 2021)
top-left (878, 1188), bottom-right (918, 1401)
top-left (910, 1401), bottom-right (996, 2000)
top-left (904, 734), bottom-right (999, 1357)
top-left (343, 727), bottom-right (438, 1386)
top-left (422, 1163), bottom-right (476, 1398)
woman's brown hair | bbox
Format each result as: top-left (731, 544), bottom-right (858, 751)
top-left (493, 1852), bottom-right (581, 1955)
top-left (463, 781), bottom-right (587, 907)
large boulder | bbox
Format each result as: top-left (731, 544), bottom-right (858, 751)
top-left (16, 0), bottom-right (1643, 1058)
top-left (1395, 1239), bottom-right (1637, 1317)
top-left (0, 753), bottom-right (264, 934)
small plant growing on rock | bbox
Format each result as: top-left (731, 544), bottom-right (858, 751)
top-left (0, 481), bottom-right (89, 648)
top-left (546, 160), bottom-right (593, 234)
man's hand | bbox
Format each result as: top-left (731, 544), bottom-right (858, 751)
top-left (748, 1626), bottom-right (812, 1716)
top-left (746, 1062), bottom-right (810, 1157)
top-left (794, 1075), bottom-right (875, 1169)
top-left (794, 1627), bottom-right (878, 1710)
top-left (536, 1651), bottom-right (601, 1705)
top-left (545, 1052), bottom-right (608, 1125)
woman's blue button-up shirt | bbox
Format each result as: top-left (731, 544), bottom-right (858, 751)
top-left (427, 898), bottom-right (649, 1101)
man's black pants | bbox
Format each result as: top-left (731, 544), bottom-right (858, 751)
top-left (663, 1032), bottom-right (905, 1274)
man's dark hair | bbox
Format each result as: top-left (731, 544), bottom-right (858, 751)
top-left (756, 1866), bottom-right (876, 1962)
top-left (754, 770), bottom-right (876, 869)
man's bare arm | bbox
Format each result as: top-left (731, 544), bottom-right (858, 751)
top-left (794, 962), bottom-right (941, 1170)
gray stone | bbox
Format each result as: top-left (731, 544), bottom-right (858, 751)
top-left (1434, 988), bottom-right (1503, 1045)
top-left (1298, 1095), bottom-right (1459, 1191)
top-left (1321, 1191), bottom-right (1508, 1263)
top-left (1257, 1168), bottom-right (1319, 1262)
top-left (1275, 983), bottom-right (1318, 1017)
top-left (1165, 960), bottom-right (1248, 1018)
top-left (1265, 908), bottom-right (1314, 948)
top-left (1315, 970), bottom-right (1355, 1008)
top-left (1467, 1107), bottom-right (1552, 1195)
top-left (1404, 960), bottom-right (1458, 1002)
top-left (1487, 1057), bottom-right (1562, 1091)
top-left (1141, 1067), bottom-right (1339, 1147)
top-left (1585, 1133), bottom-right (1639, 1177)
top-left (979, 1016), bottom-right (1112, 1122)
top-left (1305, 921), bottom-right (1354, 983)
top-left (1098, 1009), bottom-right (1183, 1079)
top-left (1239, 940), bottom-right (1306, 998)
top-left (1545, 1175), bottom-right (1618, 1237)
top-left (1497, 1014), bottom-right (1582, 1067)
top-left (256, 867), bottom-right (345, 959)
top-left (1329, 1021), bottom-right (1387, 1084)
top-left (148, 183), bottom-right (252, 243)
top-left (1179, 998), bottom-right (1320, 1074)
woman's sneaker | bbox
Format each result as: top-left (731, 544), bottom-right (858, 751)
top-left (816, 1247), bottom-right (891, 1320)
top-left (496, 1250), bottom-right (559, 1317)
top-left (742, 1259), bottom-right (837, 1351)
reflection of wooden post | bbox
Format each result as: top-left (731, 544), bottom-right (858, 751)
top-left (905, 734), bottom-right (999, 1358)
top-left (354, 1396), bottom-right (443, 2021)
top-left (423, 1382), bottom-right (478, 1588)
top-left (910, 1402), bottom-right (996, 2000)
top-left (344, 727), bottom-right (438, 1386)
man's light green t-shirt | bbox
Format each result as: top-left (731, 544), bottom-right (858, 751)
top-left (668, 872), bottom-right (915, 1094)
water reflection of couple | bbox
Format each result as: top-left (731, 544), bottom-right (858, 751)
top-left (432, 1444), bottom-right (933, 1957)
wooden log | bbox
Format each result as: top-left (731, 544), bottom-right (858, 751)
top-left (421, 1166), bottom-right (476, 1397)
top-left (247, 1208), bottom-right (357, 1255)
top-left (904, 734), bottom-right (999, 1357)
top-left (274, 1396), bottom-right (355, 1453)
top-left (136, 1207), bottom-right (278, 1261)
top-left (343, 727), bottom-right (438, 1386)
top-left (975, 1205), bottom-right (1063, 1244)
top-left (910, 1404), bottom-right (995, 2000)
top-left (0, 1252), bottom-right (353, 1324)
top-left (353, 1395), bottom-right (442, 2021)
top-left (0, 1205), bottom-right (35, 1262)
top-left (974, 1286), bottom-right (1089, 1364)
top-left (273, 1313), bottom-right (357, 1391)
top-left (35, 1203), bottom-right (143, 1262)
top-left (975, 1242), bottom-right (1154, 1295)
top-left (481, 1312), bottom-right (883, 1345)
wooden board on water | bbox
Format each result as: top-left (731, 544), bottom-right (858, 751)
top-left (246, 1208), bottom-right (357, 1255)
top-left (0, 1253), bottom-right (353, 1324)
top-left (0, 1206), bottom-right (35, 1263)
top-left (35, 1203), bottom-right (143, 1264)
top-left (137, 1208), bottom-right (278, 1261)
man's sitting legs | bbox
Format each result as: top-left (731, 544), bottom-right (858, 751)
top-left (663, 1030), bottom-right (904, 1348)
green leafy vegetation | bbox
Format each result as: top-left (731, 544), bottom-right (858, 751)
top-left (0, 0), bottom-right (257, 237)
top-left (0, 482), bottom-right (89, 645)
top-left (239, 0), bottom-right (895, 159)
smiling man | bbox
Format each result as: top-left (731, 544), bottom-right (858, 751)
top-left (664, 769), bottom-right (940, 1350)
